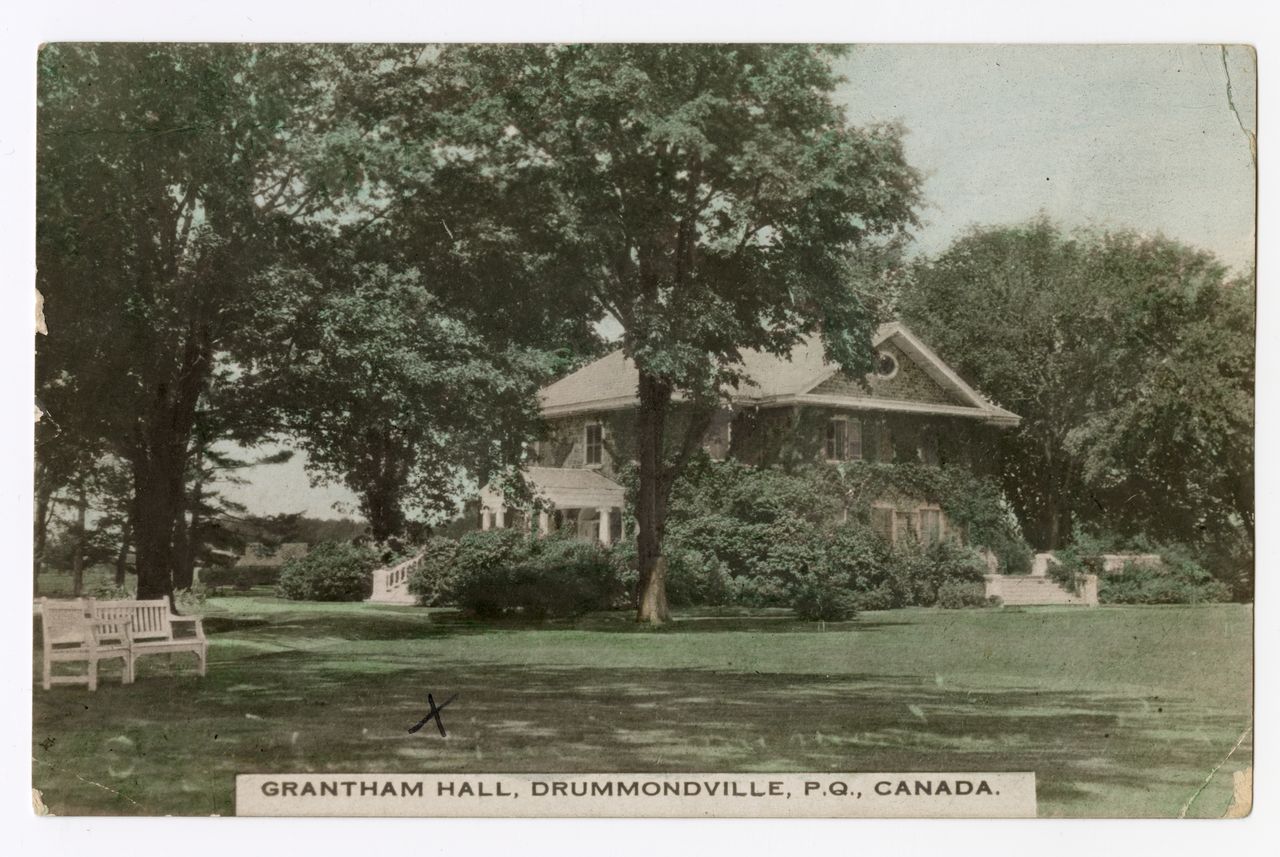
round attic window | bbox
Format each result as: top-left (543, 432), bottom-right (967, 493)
top-left (875, 350), bottom-right (899, 379)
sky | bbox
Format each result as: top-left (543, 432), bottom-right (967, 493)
top-left (219, 44), bottom-right (1258, 521)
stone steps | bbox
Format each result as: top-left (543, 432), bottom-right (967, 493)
top-left (986, 574), bottom-right (1096, 606)
top-left (367, 580), bottom-right (417, 605)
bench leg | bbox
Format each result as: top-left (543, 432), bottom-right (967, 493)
top-left (88, 659), bottom-right (98, 692)
top-left (198, 647), bottom-right (207, 677)
top-left (124, 654), bottom-right (135, 685)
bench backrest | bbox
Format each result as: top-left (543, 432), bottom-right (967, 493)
top-left (40, 598), bottom-right (89, 649)
top-left (93, 598), bottom-right (173, 642)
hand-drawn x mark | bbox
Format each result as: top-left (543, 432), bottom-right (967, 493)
top-left (408, 692), bottom-right (457, 737)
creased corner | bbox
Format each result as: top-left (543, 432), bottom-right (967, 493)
top-left (32, 787), bottom-right (53, 816)
top-left (1222, 767), bottom-right (1252, 818)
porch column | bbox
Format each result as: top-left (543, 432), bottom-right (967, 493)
top-left (481, 509), bottom-right (492, 531)
top-left (538, 510), bottom-right (551, 536)
top-left (597, 507), bottom-right (612, 545)
top-left (494, 506), bottom-right (506, 529)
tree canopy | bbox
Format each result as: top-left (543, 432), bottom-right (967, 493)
top-left (421, 44), bottom-right (923, 621)
top-left (900, 219), bottom-right (1254, 580)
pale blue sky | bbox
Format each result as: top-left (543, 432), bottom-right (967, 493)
top-left (221, 44), bottom-right (1257, 521)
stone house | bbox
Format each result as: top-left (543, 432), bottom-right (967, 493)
top-left (479, 322), bottom-right (1019, 546)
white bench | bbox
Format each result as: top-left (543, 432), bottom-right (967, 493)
top-left (39, 598), bottom-right (134, 691)
top-left (38, 597), bottom-right (208, 691)
top-left (92, 598), bottom-right (208, 677)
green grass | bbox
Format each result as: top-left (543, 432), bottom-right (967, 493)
top-left (32, 599), bottom-right (1252, 817)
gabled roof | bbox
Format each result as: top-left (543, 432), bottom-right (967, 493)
top-left (539, 322), bottom-right (1020, 426)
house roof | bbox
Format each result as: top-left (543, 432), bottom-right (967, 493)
top-left (539, 323), bottom-right (1020, 426)
top-left (480, 466), bottom-right (625, 512)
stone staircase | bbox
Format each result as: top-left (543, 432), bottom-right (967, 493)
top-left (367, 552), bottom-right (424, 605)
top-left (984, 572), bottom-right (1098, 606)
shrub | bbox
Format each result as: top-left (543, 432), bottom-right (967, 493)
top-left (175, 582), bottom-right (208, 611)
top-left (850, 584), bottom-right (896, 612)
top-left (276, 542), bottom-right (378, 602)
top-left (201, 564), bottom-right (281, 591)
top-left (1054, 535), bottom-right (1233, 605)
top-left (936, 580), bottom-right (988, 609)
top-left (87, 581), bottom-right (134, 600)
top-left (660, 459), bottom-right (1034, 607)
top-left (449, 531), bottom-right (624, 619)
top-left (790, 569), bottom-right (858, 621)
top-left (1099, 558), bottom-right (1231, 605)
top-left (407, 536), bottom-right (462, 606)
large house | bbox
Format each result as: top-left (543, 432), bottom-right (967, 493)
top-left (479, 322), bottom-right (1019, 547)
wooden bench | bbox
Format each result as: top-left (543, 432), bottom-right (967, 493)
top-left (39, 598), bottom-right (134, 692)
top-left (92, 598), bottom-right (208, 677)
top-left (38, 598), bottom-right (208, 691)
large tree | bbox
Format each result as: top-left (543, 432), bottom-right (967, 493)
top-left (246, 258), bottom-right (558, 540)
top-left (429, 44), bottom-right (921, 622)
top-left (900, 219), bottom-right (1254, 558)
top-left (37, 44), bottom-right (368, 599)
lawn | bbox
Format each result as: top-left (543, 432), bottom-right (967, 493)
top-left (32, 598), bottom-right (1252, 818)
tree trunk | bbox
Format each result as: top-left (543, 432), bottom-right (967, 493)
top-left (634, 372), bottom-right (672, 625)
top-left (71, 483), bottom-right (87, 597)
top-left (172, 490), bottom-right (194, 591)
top-left (114, 519), bottom-right (132, 586)
top-left (33, 483), bottom-right (53, 595)
top-left (131, 325), bottom-right (211, 602)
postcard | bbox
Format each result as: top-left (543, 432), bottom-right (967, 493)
top-left (32, 42), bottom-right (1254, 819)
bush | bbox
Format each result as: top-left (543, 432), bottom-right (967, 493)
top-left (276, 542), bottom-right (379, 602)
top-left (448, 531), bottom-right (624, 619)
top-left (1054, 535), bottom-right (1233, 605)
top-left (201, 564), bottom-right (280, 591)
top-left (659, 459), bottom-right (1034, 608)
top-left (87, 581), bottom-right (134, 600)
top-left (1099, 557), bottom-right (1231, 605)
top-left (790, 568), bottom-right (858, 621)
top-left (936, 580), bottom-right (988, 609)
top-left (850, 585), bottom-right (896, 612)
top-left (175, 582), bottom-right (208, 611)
top-left (407, 536), bottom-right (462, 606)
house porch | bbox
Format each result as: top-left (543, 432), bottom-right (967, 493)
top-left (479, 466), bottom-right (627, 545)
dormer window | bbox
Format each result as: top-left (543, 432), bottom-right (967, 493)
top-left (584, 422), bottom-right (603, 467)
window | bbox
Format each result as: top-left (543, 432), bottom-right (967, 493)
top-left (825, 417), bottom-right (863, 462)
top-left (919, 508), bottom-right (943, 544)
top-left (919, 431), bottom-right (940, 466)
top-left (584, 423), bottom-right (603, 467)
top-left (825, 418), bottom-right (847, 461)
top-left (875, 350), bottom-right (899, 379)
top-left (894, 510), bottom-right (917, 543)
top-left (870, 506), bottom-right (894, 542)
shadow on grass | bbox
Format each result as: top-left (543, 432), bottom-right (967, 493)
top-left (33, 648), bottom-right (1249, 818)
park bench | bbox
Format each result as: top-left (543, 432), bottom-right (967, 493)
top-left (91, 598), bottom-right (208, 678)
top-left (38, 597), bottom-right (208, 691)
top-left (39, 597), bottom-right (134, 692)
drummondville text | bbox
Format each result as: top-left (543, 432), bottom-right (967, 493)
top-left (257, 778), bottom-right (1000, 800)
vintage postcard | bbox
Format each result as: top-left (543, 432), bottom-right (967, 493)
top-left (31, 43), bottom-right (1255, 819)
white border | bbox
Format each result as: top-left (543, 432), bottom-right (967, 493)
top-left (2, 2), bottom-right (1272, 855)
